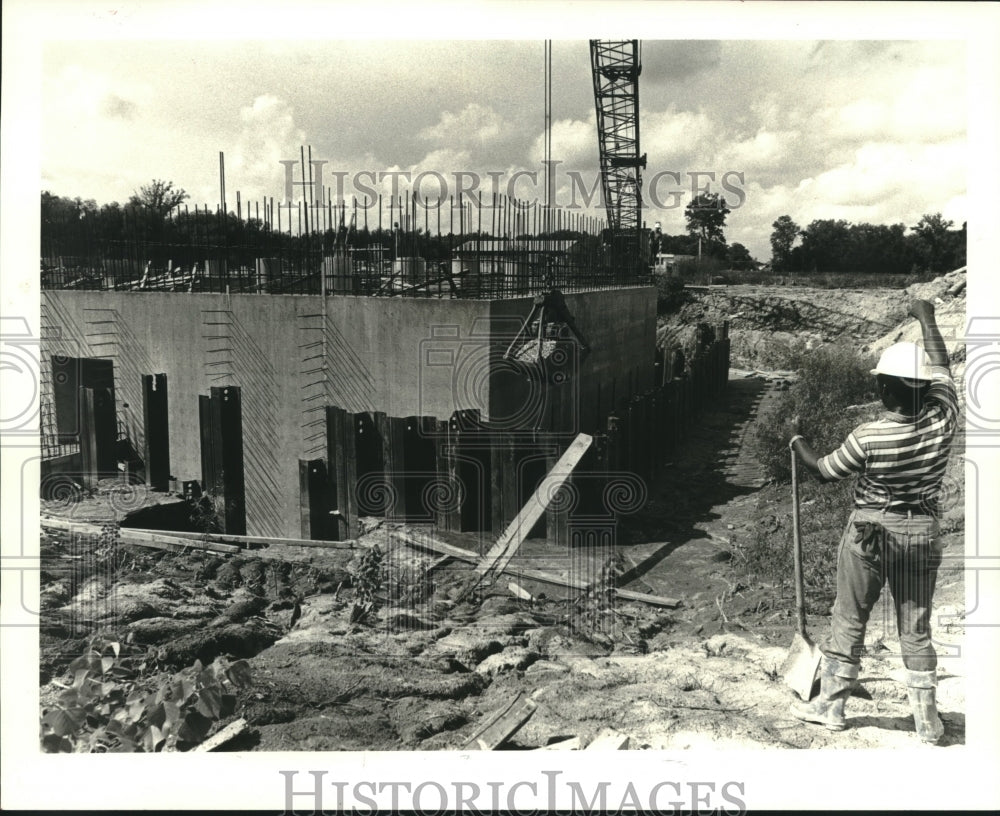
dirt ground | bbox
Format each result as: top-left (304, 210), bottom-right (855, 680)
top-left (39, 273), bottom-right (967, 752)
top-left (660, 267), bottom-right (967, 373)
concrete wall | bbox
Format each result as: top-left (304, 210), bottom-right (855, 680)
top-left (488, 287), bottom-right (657, 434)
top-left (41, 287), bottom-right (655, 538)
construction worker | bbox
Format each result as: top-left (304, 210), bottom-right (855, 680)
top-left (786, 298), bottom-right (958, 744)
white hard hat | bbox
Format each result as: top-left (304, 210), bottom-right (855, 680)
top-left (871, 342), bottom-right (933, 386)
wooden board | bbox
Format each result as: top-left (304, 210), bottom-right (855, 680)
top-left (462, 692), bottom-right (537, 750)
top-left (585, 728), bottom-right (630, 750)
top-left (474, 433), bottom-right (592, 583)
top-left (393, 530), bottom-right (681, 609)
top-left (126, 527), bottom-right (355, 550)
top-left (193, 718), bottom-right (247, 752)
top-left (535, 736), bottom-right (582, 750)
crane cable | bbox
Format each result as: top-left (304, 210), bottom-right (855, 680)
top-left (544, 39), bottom-right (553, 232)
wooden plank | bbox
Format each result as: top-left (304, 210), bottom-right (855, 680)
top-left (127, 527), bottom-right (355, 550)
top-left (424, 554), bottom-right (454, 575)
top-left (544, 445), bottom-right (569, 549)
top-left (210, 386), bottom-right (247, 535)
top-left (326, 406), bottom-right (358, 541)
top-left (614, 588), bottom-right (680, 608)
top-left (585, 728), bottom-right (630, 750)
top-left (380, 413), bottom-right (407, 520)
top-left (142, 373), bottom-right (170, 491)
top-left (298, 458), bottom-right (331, 540)
top-left (117, 529), bottom-right (241, 554)
top-left (473, 433), bottom-right (592, 585)
top-left (508, 581), bottom-right (534, 602)
top-left (38, 520), bottom-right (245, 555)
top-left (393, 530), bottom-right (681, 609)
top-left (193, 718), bottom-right (247, 752)
top-left (463, 691), bottom-right (537, 750)
top-left (198, 394), bottom-right (220, 498)
top-left (434, 418), bottom-right (462, 533)
top-left (40, 517), bottom-right (103, 535)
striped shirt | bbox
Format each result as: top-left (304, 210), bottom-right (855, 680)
top-left (817, 366), bottom-right (959, 515)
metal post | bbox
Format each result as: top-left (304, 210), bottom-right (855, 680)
top-left (142, 373), bottom-right (170, 491)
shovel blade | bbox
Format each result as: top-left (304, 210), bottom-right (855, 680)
top-left (782, 632), bottom-right (822, 701)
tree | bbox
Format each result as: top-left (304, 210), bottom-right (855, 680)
top-left (128, 179), bottom-right (189, 219)
top-left (911, 213), bottom-right (965, 274)
top-left (798, 219), bottom-right (852, 273)
top-left (684, 192), bottom-right (730, 244)
top-left (727, 242), bottom-right (755, 270)
top-left (770, 215), bottom-right (800, 271)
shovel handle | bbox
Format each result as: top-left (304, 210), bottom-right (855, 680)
top-left (791, 447), bottom-right (807, 636)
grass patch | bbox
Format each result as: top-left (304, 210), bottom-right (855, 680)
top-left (736, 343), bottom-right (880, 601)
top-left (734, 479), bottom-right (852, 605)
top-left (754, 342), bottom-right (878, 483)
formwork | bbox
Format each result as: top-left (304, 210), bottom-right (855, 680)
top-left (40, 287), bottom-right (685, 543)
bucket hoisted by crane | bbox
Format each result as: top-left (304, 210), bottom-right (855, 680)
top-left (503, 289), bottom-right (591, 386)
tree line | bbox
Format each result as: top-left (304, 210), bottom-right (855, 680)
top-left (41, 181), bottom-right (552, 264)
top-left (770, 213), bottom-right (966, 276)
top-left (43, 183), bottom-right (967, 277)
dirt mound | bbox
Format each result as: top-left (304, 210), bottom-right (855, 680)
top-left (660, 269), bottom-right (967, 371)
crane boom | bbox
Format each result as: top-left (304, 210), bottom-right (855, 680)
top-left (590, 39), bottom-right (646, 261)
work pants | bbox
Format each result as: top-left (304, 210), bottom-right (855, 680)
top-left (822, 508), bottom-right (943, 672)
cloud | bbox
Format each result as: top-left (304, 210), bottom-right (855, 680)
top-left (529, 117), bottom-right (595, 167)
top-left (420, 103), bottom-right (505, 146)
top-left (39, 40), bottom-right (968, 259)
top-left (101, 93), bottom-right (138, 120)
top-left (641, 41), bottom-right (723, 84)
top-left (229, 95), bottom-right (307, 202)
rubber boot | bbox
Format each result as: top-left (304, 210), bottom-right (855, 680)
top-left (906, 669), bottom-right (945, 745)
top-left (790, 655), bottom-right (859, 731)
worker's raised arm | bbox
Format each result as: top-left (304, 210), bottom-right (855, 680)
top-left (908, 299), bottom-right (950, 371)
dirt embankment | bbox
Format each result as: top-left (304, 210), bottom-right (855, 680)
top-left (659, 268), bottom-right (967, 371)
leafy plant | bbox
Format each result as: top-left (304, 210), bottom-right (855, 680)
top-left (732, 479), bottom-right (852, 604)
top-left (570, 551), bottom-right (627, 640)
top-left (655, 275), bottom-right (690, 314)
top-left (40, 636), bottom-right (252, 753)
top-left (755, 342), bottom-right (878, 482)
top-left (350, 544), bottom-right (384, 624)
top-left (190, 492), bottom-right (224, 534)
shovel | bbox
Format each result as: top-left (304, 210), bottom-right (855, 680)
top-left (781, 446), bottom-right (822, 700)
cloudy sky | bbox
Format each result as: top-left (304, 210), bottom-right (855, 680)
top-left (41, 35), bottom-right (966, 261)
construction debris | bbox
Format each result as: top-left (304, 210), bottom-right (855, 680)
top-left (508, 581), bottom-right (534, 602)
top-left (130, 527), bottom-right (356, 551)
top-left (535, 736), bottom-right (582, 750)
top-left (462, 692), bottom-right (538, 750)
top-left (393, 529), bottom-right (681, 609)
top-left (193, 718), bottom-right (248, 752)
top-left (585, 728), bottom-right (630, 750)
